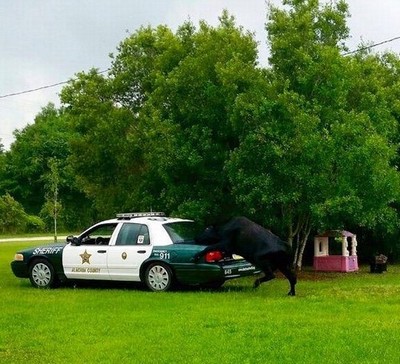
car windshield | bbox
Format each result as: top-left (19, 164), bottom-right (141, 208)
top-left (163, 222), bottom-right (198, 244)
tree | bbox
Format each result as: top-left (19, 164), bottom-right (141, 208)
top-left (61, 12), bottom-right (264, 223)
top-left (138, 12), bottom-right (263, 221)
top-left (227, 0), bottom-right (400, 268)
top-left (1, 104), bottom-right (92, 230)
top-left (42, 158), bottom-right (61, 242)
top-left (61, 70), bottom-right (144, 218)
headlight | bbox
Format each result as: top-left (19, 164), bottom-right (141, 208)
top-left (14, 253), bottom-right (24, 261)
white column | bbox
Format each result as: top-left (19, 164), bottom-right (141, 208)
top-left (351, 236), bottom-right (358, 256)
top-left (342, 236), bottom-right (349, 256)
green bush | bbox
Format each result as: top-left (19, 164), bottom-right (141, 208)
top-left (25, 214), bottom-right (46, 232)
top-left (0, 193), bottom-right (44, 233)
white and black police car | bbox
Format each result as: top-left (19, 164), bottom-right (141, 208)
top-left (11, 212), bottom-right (260, 291)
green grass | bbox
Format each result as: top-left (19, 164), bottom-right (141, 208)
top-left (1, 241), bottom-right (400, 363)
top-left (0, 233), bottom-right (70, 240)
top-left (0, 233), bottom-right (54, 239)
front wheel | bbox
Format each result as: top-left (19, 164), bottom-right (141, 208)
top-left (144, 263), bottom-right (174, 292)
top-left (29, 259), bottom-right (57, 288)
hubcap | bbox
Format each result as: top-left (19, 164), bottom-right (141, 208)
top-left (32, 263), bottom-right (51, 287)
top-left (148, 265), bottom-right (169, 291)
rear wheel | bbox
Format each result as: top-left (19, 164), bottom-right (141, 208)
top-left (144, 263), bottom-right (173, 292)
top-left (29, 259), bottom-right (57, 288)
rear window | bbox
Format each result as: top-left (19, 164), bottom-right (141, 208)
top-left (163, 222), bottom-right (198, 244)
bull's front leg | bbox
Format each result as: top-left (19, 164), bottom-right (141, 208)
top-left (253, 271), bottom-right (276, 288)
top-left (252, 256), bottom-right (276, 289)
top-left (191, 241), bottom-right (228, 262)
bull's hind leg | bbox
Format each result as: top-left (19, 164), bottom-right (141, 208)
top-left (279, 265), bottom-right (297, 296)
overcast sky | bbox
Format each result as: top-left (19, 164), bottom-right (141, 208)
top-left (1, 0), bottom-right (400, 150)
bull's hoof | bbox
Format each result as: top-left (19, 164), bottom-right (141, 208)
top-left (287, 291), bottom-right (296, 296)
top-left (253, 279), bottom-right (261, 289)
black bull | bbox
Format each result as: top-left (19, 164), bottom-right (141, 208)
top-left (194, 217), bottom-right (297, 296)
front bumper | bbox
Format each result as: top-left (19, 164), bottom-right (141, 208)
top-left (11, 261), bottom-right (29, 278)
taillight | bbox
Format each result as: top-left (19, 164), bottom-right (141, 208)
top-left (205, 250), bottom-right (224, 262)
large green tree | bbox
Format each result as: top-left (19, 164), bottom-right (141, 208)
top-left (0, 104), bottom-right (92, 230)
top-left (61, 70), bottom-right (138, 218)
top-left (227, 0), bottom-right (400, 267)
top-left (61, 12), bottom-right (264, 223)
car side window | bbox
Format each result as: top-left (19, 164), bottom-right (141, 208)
top-left (115, 223), bottom-right (150, 245)
top-left (80, 223), bottom-right (118, 245)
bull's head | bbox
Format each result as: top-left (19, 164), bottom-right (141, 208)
top-left (195, 225), bottom-right (220, 245)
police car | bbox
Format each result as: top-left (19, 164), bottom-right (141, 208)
top-left (11, 212), bottom-right (260, 291)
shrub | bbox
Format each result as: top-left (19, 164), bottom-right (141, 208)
top-left (0, 193), bottom-right (44, 234)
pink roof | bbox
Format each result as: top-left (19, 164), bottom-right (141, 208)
top-left (316, 230), bottom-right (355, 238)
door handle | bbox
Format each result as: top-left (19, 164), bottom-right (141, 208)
top-left (97, 250), bottom-right (107, 253)
top-left (137, 250), bottom-right (146, 254)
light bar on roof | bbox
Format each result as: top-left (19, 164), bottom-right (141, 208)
top-left (116, 212), bottom-right (166, 218)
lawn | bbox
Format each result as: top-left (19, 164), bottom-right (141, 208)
top-left (1, 241), bottom-right (399, 363)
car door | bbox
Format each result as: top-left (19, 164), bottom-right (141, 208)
top-left (62, 223), bottom-right (118, 280)
top-left (107, 222), bottom-right (152, 281)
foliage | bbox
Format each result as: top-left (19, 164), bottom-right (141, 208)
top-left (2, 242), bottom-right (400, 363)
top-left (226, 0), bottom-right (400, 267)
top-left (61, 11), bottom-right (263, 223)
top-left (0, 104), bottom-right (93, 230)
top-left (0, 194), bottom-right (44, 233)
top-left (41, 158), bottom-right (62, 240)
top-left (0, 193), bottom-right (26, 233)
top-left (61, 70), bottom-right (141, 218)
top-left (24, 214), bottom-right (46, 233)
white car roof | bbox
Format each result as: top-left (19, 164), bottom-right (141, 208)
top-left (103, 216), bottom-right (193, 225)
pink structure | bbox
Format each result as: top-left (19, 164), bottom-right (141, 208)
top-left (313, 230), bottom-right (359, 272)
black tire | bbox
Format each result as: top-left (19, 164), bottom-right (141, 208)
top-left (29, 259), bottom-right (57, 288)
top-left (144, 263), bottom-right (174, 292)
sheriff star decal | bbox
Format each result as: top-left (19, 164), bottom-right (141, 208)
top-left (80, 249), bottom-right (92, 264)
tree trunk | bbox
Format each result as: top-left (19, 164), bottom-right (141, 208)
top-left (294, 229), bottom-right (311, 271)
top-left (291, 215), bottom-right (311, 271)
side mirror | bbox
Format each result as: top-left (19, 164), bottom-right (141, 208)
top-left (67, 235), bottom-right (81, 246)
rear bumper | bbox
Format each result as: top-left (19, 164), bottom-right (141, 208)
top-left (222, 260), bottom-right (261, 279)
top-left (11, 261), bottom-right (29, 278)
top-left (174, 260), bottom-right (260, 285)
